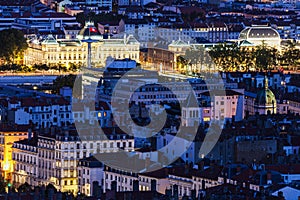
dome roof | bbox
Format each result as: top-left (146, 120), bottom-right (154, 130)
top-left (239, 26), bottom-right (280, 40)
top-left (255, 89), bottom-right (276, 105)
top-left (77, 22), bottom-right (102, 40)
top-left (255, 78), bottom-right (276, 106)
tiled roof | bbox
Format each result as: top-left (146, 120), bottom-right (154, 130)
top-left (140, 167), bottom-right (169, 179)
top-left (194, 165), bottom-right (224, 180)
top-left (266, 164), bottom-right (300, 175)
top-left (14, 138), bottom-right (37, 146)
top-left (201, 89), bottom-right (243, 96)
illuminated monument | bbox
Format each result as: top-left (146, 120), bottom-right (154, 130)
top-left (77, 21), bottom-right (102, 68)
top-left (254, 76), bottom-right (277, 115)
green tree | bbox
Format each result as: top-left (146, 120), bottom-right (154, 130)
top-left (52, 75), bottom-right (76, 94)
top-left (209, 44), bottom-right (224, 71)
top-left (176, 55), bottom-right (188, 73)
top-left (0, 29), bottom-right (28, 64)
top-left (69, 63), bottom-right (81, 72)
top-left (209, 43), bottom-right (240, 72)
top-left (242, 48), bottom-right (255, 72)
top-left (254, 41), bottom-right (278, 72)
top-left (184, 47), bottom-right (210, 74)
top-left (281, 41), bottom-right (300, 71)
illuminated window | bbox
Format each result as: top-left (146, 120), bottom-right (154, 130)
top-left (98, 112), bottom-right (102, 118)
top-left (203, 117), bottom-right (210, 122)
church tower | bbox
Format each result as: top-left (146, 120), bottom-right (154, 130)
top-left (182, 93), bottom-right (202, 127)
top-left (254, 76), bottom-right (277, 115)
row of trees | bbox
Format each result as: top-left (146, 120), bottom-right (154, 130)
top-left (0, 29), bottom-right (28, 64)
top-left (209, 41), bottom-right (300, 72)
top-left (177, 41), bottom-right (300, 73)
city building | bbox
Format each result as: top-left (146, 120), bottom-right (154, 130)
top-left (12, 126), bottom-right (135, 194)
top-left (157, 22), bottom-right (229, 44)
top-left (238, 25), bottom-right (281, 48)
top-left (24, 29), bottom-right (140, 67)
top-left (12, 136), bottom-right (38, 187)
top-left (254, 78), bottom-right (277, 115)
top-left (77, 156), bottom-right (104, 196)
top-left (5, 95), bottom-right (72, 128)
top-left (0, 126), bottom-right (29, 182)
top-left (201, 89), bottom-right (244, 122)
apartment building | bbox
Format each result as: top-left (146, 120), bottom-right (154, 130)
top-left (0, 127), bottom-right (28, 182)
top-left (5, 96), bottom-right (72, 128)
top-left (12, 127), bottom-right (135, 194)
top-left (112, 79), bottom-right (238, 106)
top-left (72, 101), bottom-right (112, 127)
top-left (11, 13), bottom-right (78, 33)
top-left (86, 0), bottom-right (113, 11)
top-left (157, 22), bottom-right (229, 43)
top-left (103, 165), bottom-right (224, 199)
top-left (77, 156), bottom-right (104, 196)
top-left (192, 166), bottom-right (223, 197)
top-left (201, 90), bottom-right (245, 122)
top-left (103, 166), bottom-right (139, 192)
top-left (12, 137), bottom-right (37, 187)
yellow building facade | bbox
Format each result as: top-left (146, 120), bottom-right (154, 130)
top-left (0, 130), bottom-right (28, 182)
top-left (24, 34), bottom-right (140, 68)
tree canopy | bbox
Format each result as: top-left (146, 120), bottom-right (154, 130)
top-left (0, 29), bottom-right (28, 64)
top-left (208, 41), bottom-right (289, 72)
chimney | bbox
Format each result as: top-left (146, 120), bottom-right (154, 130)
top-left (133, 180), bottom-right (139, 191)
top-left (150, 179), bottom-right (156, 192)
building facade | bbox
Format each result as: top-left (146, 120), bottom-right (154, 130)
top-left (12, 128), bottom-right (135, 194)
top-left (24, 34), bottom-right (140, 68)
top-left (0, 129), bottom-right (28, 182)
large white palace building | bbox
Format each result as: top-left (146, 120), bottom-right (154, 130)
top-left (24, 23), bottom-right (140, 68)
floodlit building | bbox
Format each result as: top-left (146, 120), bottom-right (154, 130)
top-left (12, 137), bottom-right (38, 187)
top-left (238, 26), bottom-right (281, 48)
top-left (24, 23), bottom-right (140, 67)
top-left (0, 127), bottom-right (28, 182)
top-left (254, 77), bottom-right (277, 115)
